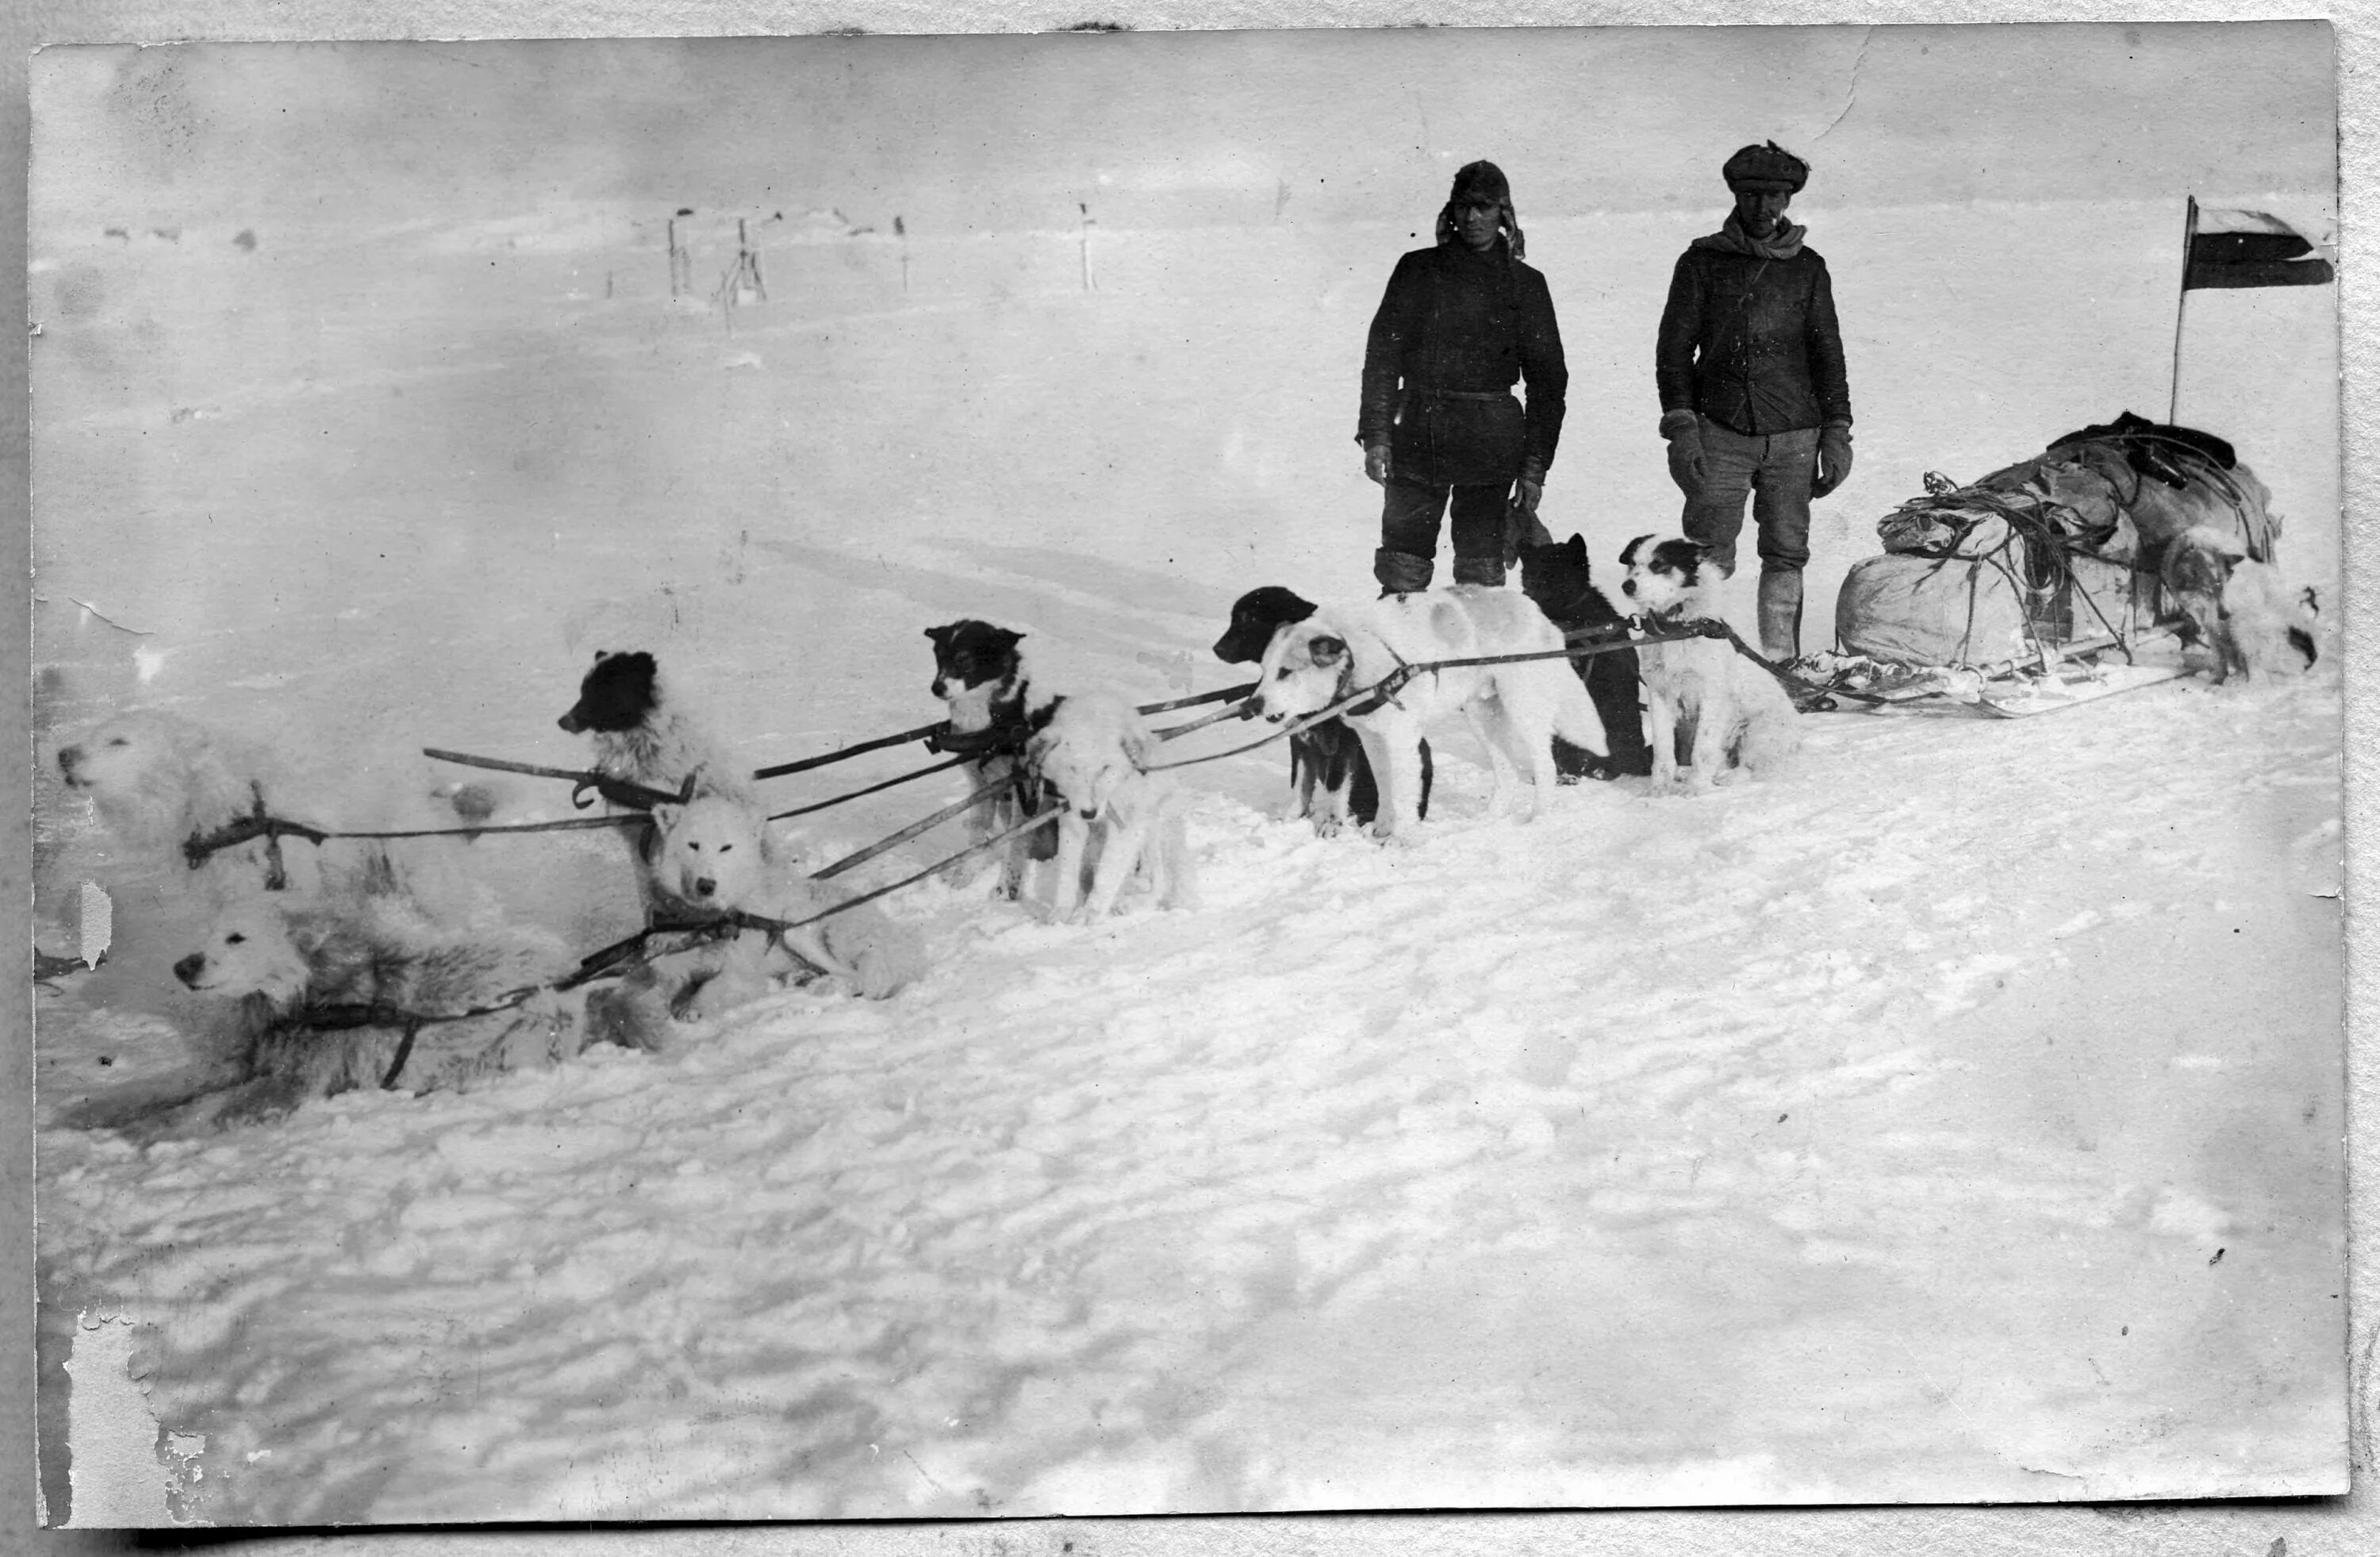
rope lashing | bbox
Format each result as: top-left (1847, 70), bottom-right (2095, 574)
top-left (745, 681), bottom-right (1259, 781)
top-left (1136, 630), bottom-right (1699, 775)
top-left (767, 754), bottom-right (973, 821)
top-left (812, 773), bottom-right (1023, 880)
top-left (181, 805), bottom-right (658, 872)
top-left (267, 982), bottom-right (554, 1090)
top-left (182, 783), bottom-right (328, 886)
top-left (422, 749), bottom-right (689, 811)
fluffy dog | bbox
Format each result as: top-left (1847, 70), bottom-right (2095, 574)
top-left (1616, 536), bottom-right (1803, 792)
top-left (2158, 526), bottom-right (2320, 684)
top-left (924, 620), bottom-right (1062, 898)
top-left (55, 709), bottom-right (491, 914)
top-left (1215, 586), bottom-right (1431, 836)
top-left (1253, 586), bottom-right (1609, 840)
top-left (558, 648), bottom-right (769, 915)
top-left (83, 894), bottom-right (636, 1138)
top-left (1023, 692), bottom-right (1198, 921)
top-left (558, 648), bottom-right (754, 805)
top-left (639, 795), bottom-right (927, 1018)
top-left (1518, 534), bottom-right (1654, 780)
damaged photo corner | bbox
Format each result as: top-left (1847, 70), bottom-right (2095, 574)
top-left (24, 17), bottom-right (2347, 1535)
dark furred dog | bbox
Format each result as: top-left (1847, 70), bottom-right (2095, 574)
top-left (923, 620), bottom-right (1061, 896)
top-left (1214, 586), bottom-right (1430, 836)
top-left (1519, 535), bottom-right (1653, 780)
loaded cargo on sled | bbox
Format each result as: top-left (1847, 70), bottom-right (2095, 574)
top-left (1807, 412), bottom-right (2305, 717)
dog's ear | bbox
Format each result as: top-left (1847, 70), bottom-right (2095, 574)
top-left (923, 624), bottom-right (952, 648)
top-left (1618, 535), bottom-right (1650, 567)
top-left (1309, 634), bottom-right (1348, 667)
top-left (651, 801), bottom-right (683, 836)
top-left (1562, 534), bottom-right (1587, 563)
top-left (1122, 725), bottom-right (1156, 768)
top-left (275, 908), bottom-right (335, 958)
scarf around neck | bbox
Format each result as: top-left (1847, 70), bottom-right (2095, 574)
top-left (1690, 209), bottom-right (1808, 261)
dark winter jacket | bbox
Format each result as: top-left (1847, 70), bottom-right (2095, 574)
top-left (1656, 244), bottom-right (1852, 436)
top-left (1359, 240), bottom-right (1568, 487)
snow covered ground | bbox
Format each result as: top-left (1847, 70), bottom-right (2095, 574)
top-left (30, 190), bottom-right (2344, 1520)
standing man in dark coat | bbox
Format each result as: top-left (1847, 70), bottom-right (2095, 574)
top-left (1656, 140), bottom-right (1854, 659)
top-left (1359, 161), bottom-right (1568, 594)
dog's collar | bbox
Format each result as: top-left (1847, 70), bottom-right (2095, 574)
top-left (929, 700), bottom-right (1038, 758)
top-left (1339, 640), bottom-right (1418, 717)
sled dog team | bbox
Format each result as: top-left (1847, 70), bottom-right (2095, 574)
top-left (52, 525), bottom-right (2307, 1137)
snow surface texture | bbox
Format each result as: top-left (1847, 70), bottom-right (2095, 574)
top-left (31, 200), bottom-right (2343, 1522)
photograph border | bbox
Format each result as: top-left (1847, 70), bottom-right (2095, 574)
top-left (5, 2), bottom-right (2370, 1553)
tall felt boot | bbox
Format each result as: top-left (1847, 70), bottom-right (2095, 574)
top-left (1374, 548), bottom-right (1435, 597)
top-left (1756, 568), bottom-right (1805, 662)
top-left (1451, 553), bottom-right (1507, 587)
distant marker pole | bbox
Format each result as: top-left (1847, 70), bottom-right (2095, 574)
top-left (1080, 202), bottom-right (1096, 294)
top-left (2167, 195), bottom-right (2198, 425)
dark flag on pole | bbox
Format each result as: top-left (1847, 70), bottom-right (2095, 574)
top-left (2183, 204), bottom-right (2335, 290)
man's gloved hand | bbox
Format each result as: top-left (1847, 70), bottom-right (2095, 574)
top-left (1660, 410), bottom-right (1705, 496)
top-left (1502, 467), bottom-right (1549, 568)
top-left (1813, 423), bottom-right (1854, 498)
top-left (1502, 471), bottom-right (1553, 569)
top-left (1513, 467), bottom-right (1544, 521)
top-left (1363, 441), bottom-right (1392, 486)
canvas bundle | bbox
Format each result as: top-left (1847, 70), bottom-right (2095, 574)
top-left (1842, 418), bottom-right (2279, 667)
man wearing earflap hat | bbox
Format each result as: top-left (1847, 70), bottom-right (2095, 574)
top-left (1655, 140), bottom-right (1855, 659)
top-left (1357, 160), bottom-right (1568, 594)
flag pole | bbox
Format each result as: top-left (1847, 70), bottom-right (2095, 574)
top-left (2167, 194), bottom-right (2198, 424)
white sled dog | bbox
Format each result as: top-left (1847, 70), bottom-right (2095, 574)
top-left (1023, 691), bottom-right (1199, 921)
top-left (1617, 536), bottom-right (1802, 793)
top-left (55, 709), bottom-right (493, 915)
top-left (2158, 525), bottom-right (2321, 685)
top-left (638, 794), bottom-right (930, 1020)
top-left (1253, 586), bottom-right (1608, 839)
top-left (83, 894), bottom-right (642, 1139)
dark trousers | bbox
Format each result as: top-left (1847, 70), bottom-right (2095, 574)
top-left (1679, 419), bottom-right (1818, 577)
top-left (1378, 480), bottom-right (1511, 592)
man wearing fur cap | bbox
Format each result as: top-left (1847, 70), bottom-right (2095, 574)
top-left (1357, 160), bottom-right (1568, 594)
top-left (1656, 140), bottom-right (1855, 659)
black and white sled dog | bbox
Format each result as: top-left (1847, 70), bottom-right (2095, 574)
top-left (558, 648), bottom-right (771, 915)
top-left (55, 709), bottom-right (496, 917)
top-left (1253, 586), bottom-right (1609, 840)
top-left (924, 620), bottom-right (1062, 898)
top-left (2157, 526), bottom-right (2320, 685)
top-left (1517, 535), bottom-right (1654, 780)
top-left (558, 648), bottom-right (755, 807)
top-left (1616, 535), bottom-right (1802, 793)
top-left (1024, 691), bottom-right (1199, 921)
top-left (1215, 587), bottom-right (1431, 836)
